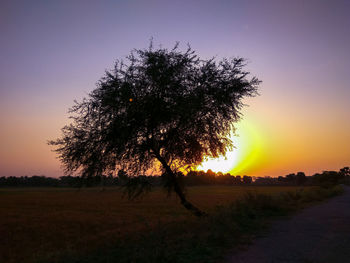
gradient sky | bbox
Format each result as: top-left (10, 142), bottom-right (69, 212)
top-left (1, 0), bottom-right (349, 177)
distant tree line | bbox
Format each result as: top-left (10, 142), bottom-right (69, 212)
top-left (1, 167), bottom-right (349, 188)
top-left (0, 175), bottom-right (116, 188)
top-left (184, 167), bottom-right (349, 187)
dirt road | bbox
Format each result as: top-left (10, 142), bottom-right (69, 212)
top-left (226, 186), bottom-right (350, 263)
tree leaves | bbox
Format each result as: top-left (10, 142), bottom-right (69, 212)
top-left (50, 43), bottom-right (260, 181)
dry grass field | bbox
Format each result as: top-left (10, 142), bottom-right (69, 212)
top-left (0, 186), bottom-right (308, 263)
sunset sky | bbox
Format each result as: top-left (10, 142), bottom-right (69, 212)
top-left (1, 0), bottom-right (349, 178)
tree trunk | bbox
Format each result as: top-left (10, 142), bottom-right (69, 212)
top-left (154, 153), bottom-right (207, 217)
top-left (171, 174), bottom-right (207, 217)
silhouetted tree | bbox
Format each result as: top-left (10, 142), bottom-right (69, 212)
top-left (243, 175), bottom-right (252, 184)
top-left (254, 176), bottom-right (277, 185)
top-left (296, 172), bottom-right (307, 185)
top-left (286, 173), bottom-right (296, 184)
top-left (49, 42), bottom-right (260, 216)
top-left (313, 171), bottom-right (342, 187)
top-left (277, 176), bottom-right (285, 182)
top-left (339, 167), bottom-right (350, 177)
top-left (234, 175), bottom-right (242, 184)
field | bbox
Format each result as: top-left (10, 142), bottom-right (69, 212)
top-left (0, 186), bottom-right (325, 263)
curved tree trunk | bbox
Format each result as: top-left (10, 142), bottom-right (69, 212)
top-left (171, 174), bottom-right (207, 217)
top-left (154, 152), bottom-right (207, 217)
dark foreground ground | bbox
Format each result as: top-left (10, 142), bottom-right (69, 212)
top-left (226, 186), bottom-right (350, 263)
top-left (0, 186), bottom-right (302, 263)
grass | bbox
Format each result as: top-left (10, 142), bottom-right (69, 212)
top-left (0, 185), bottom-right (343, 263)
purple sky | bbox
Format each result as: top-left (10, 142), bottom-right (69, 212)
top-left (1, 0), bottom-right (349, 177)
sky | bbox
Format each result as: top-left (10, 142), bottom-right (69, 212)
top-left (1, 0), bottom-right (349, 178)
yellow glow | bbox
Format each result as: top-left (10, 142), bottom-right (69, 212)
top-left (196, 119), bottom-right (264, 175)
top-left (196, 134), bottom-right (240, 173)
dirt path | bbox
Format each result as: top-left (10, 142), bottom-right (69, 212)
top-left (225, 186), bottom-right (350, 263)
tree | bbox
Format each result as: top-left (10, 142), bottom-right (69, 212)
top-left (286, 173), bottom-right (296, 183)
top-left (49, 42), bottom-right (260, 216)
top-left (339, 167), bottom-right (350, 177)
top-left (242, 175), bottom-right (252, 184)
top-left (296, 171), bottom-right (307, 185)
top-left (313, 171), bottom-right (341, 187)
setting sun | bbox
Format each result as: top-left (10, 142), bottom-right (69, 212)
top-left (196, 134), bottom-right (240, 174)
top-left (196, 119), bottom-right (263, 175)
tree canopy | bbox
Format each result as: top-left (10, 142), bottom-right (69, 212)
top-left (50, 43), bottom-right (260, 216)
